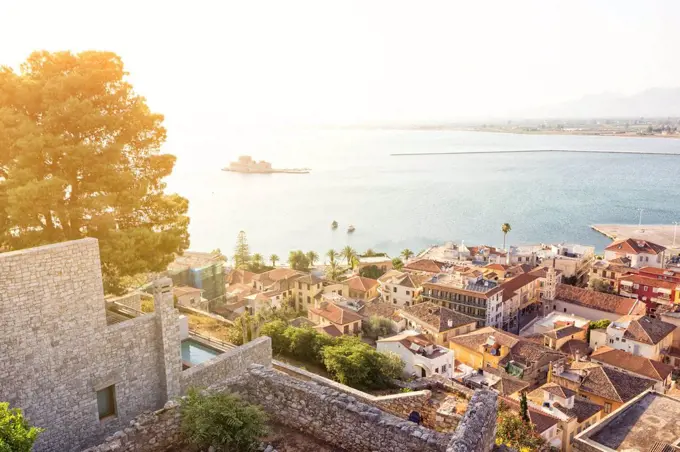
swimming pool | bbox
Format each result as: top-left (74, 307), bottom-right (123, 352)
top-left (181, 338), bottom-right (222, 366)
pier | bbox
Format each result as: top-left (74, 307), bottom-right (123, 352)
top-left (591, 224), bottom-right (680, 251)
top-left (391, 149), bottom-right (680, 157)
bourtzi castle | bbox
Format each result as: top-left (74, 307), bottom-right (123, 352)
top-left (0, 238), bottom-right (498, 452)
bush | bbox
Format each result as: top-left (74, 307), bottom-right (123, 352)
top-left (322, 336), bottom-right (403, 389)
top-left (259, 320), bottom-right (290, 354)
top-left (181, 389), bottom-right (268, 452)
top-left (362, 316), bottom-right (396, 340)
top-left (496, 410), bottom-right (546, 452)
top-left (591, 278), bottom-right (614, 294)
top-left (0, 402), bottom-right (43, 452)
top-left (358, 265), bottom-right (385, 279)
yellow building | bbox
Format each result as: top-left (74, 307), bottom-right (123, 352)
top-left (527, 383), bottom-right (602, 451)
top-left (345, 275), bottom-right (379, 300)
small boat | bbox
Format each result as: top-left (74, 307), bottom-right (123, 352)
top-left (331, 221), bottom-right (338, 230)
top-left (347, 225), bottom-right (356, 233)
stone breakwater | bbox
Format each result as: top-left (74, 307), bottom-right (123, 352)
top-left (85, 364), bottom-right (499, 452)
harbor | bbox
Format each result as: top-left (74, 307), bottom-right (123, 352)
top-left (591, 223), bottom-right (680, 251)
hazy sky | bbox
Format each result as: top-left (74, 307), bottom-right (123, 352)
top-left (2, 0), bottom-right (680, 125)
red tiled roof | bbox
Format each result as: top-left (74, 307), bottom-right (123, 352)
top-left (621, 315), bottom-right (676, 345)
top-left (345, 275), bottom-right (379, 293)
top-left (619, 274), bottom-right (680, 291)
top-left (253, 268), bottom-right (302, 282)
top-left (314, 324), bottom-right (343, 337)
top-left (578, 365), bottom-right (655, 403)
top-left (605, 238), bottom-right (666, 255)
top-left (485, 263), bottom-right (510, 272)
top-left (309, 303), bottom-right (363, 325)
top-left (404, 259), bottom-right (447, 273)
top-left (402, 302), bottom-right (477, 332)
top-left (554, 284), bottom-right (646, 316)
top-left (499, 273), bottom-right (540, 300)
top-left (591, 346), bottom-right (674, 381)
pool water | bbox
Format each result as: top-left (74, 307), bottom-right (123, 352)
top-left (181, 339), bottom-right (222, 365)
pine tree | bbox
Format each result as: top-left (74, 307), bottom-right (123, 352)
top-left (520, 392), bottom-right (530, 423)
top-left (234, 231), bottom-right (250, 269)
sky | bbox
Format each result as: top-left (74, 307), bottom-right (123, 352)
top-left (2, 0), bottom-right (680, 125)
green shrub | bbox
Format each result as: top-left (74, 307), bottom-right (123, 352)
top-left (181, 389), bottom-right (267, 452)
top-left (259, 320), bottom-right (290, 354)
top-left (322, 336), bottom-right (403, 389)
top-left (0, 402), bottom-right (43, 452)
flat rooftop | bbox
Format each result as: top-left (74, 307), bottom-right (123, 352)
top-left (578, 391), bottom-right (680, 451)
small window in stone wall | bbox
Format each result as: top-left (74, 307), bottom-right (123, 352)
top-left (97, 385), bottom-right (117, 420)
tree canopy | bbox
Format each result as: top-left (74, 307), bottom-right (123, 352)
top-left (359, 264), bottom-right (385, 279)
top-left (181, 389), bottom-right (267, 452)
top-left (0, 51), bottom-right (189, 294)
top-left (0, 402), bottom-right (43, 452)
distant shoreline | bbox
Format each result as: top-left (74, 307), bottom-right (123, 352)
top-left (460, 127), bottom-right (680, 140)
top-left (390, 149), bottom-right (680, 157)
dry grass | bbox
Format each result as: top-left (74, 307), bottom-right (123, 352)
top-left (186, 313), bottom-right (233, 343)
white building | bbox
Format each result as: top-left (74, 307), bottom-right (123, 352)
top-left (526, 311), bottom-right (590, 336)
top-left (590, 315), bottom-right (676, 360)
top-left (604, 238), bottom-right (666, 269)
top-left (377, 270), bottom-right (422, 307)
top-left (376, 331), bottom-right (454, 379)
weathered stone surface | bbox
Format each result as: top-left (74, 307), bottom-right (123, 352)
top-left (447, 390), bottom-right (498, 452)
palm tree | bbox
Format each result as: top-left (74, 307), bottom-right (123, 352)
top-left (341, 246), bottom-right (356, 267)
top-left (306, 251), bottom-right (319, 267)
top-left (401, 248), bottom-right (414, 261)
top-left (252, 253), bottom-right (264, 267)
top-left (326, 249), bottom-right (338, 264)
top-left (501, 223), bottom-right (512, 250)
top-left (326, 261), bottom-right (341, 281)
top-left (269, 254), bottom-right (279, 267)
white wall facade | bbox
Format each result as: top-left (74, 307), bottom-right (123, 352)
top-left (485, 292), bottom-right (504, 328)
top-left (377, 341), bottom-right (454, 379)
top-left (603, 250), bottom-right (663, 269)
top-left (600, 324), bottom-right (672, 360)
top-left (548, 300), bottom-right (622, 322)
top-left (380, 282), bottom-right (419, 308)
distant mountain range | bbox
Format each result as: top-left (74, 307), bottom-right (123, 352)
top-left (519, 87), bottom-right (680, 119)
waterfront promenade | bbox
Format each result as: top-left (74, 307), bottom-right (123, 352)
top-left (591, 224), bottom-right (680, 250)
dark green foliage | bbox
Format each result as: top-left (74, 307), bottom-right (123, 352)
top-left (259, 320), bottom-right (290, 354)
top-left (362, 316), bottom-right (396, 340)
top-left (0, 51), bottom-right (189, 294)
top-left (260, 320), bottom-right (403, 390)
top-left (322, 336), bottom-right (404, 389)
top-left (234, 231), bottom-right (251, 270)
top-left (519, 392), bottom-right (529, 423)
top-left (0, 402), bottom-right (43, 452)
top-left (359, 265), bottom-right (385, 279)
top-left (181, 389), bottom-right (267, 452)
top-left (391, 257), bottom-right (404, 270)
top-left (591, 278), bottom-right (614, 294)
top-left (587, 319), bottom-right (612, 342)
top-left (288, 250), bottom-right (310, 270)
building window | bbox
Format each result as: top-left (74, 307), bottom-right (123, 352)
top-left (393, 287), bottom-right (397, 293)
top-left (435, 367), bottom-right (440, 374)
top-left (406, 290), bottom-right (410, 296)
top-left (343, 325), bottom-right (349, 334)
top-left (564, 308), bottom-right (567, 312)
top-left (604, 402), bottom-right (612, 414)
top-left (609, 339), bottom-right (614, 344)
top-left (307, 296), bottom-right (311, 303)
top-left (442, 364), bottom-right (447, 373)
top-left (97, 386), bottom-right (117, 420)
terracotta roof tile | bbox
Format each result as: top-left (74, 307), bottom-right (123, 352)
top-left (403, 259), bottom-right (447, 273)
top-left (499, 273), bottom-right (540, 299)
top-left (308, 303), bottom-right (363, 325)
top-left (554, 399), bottom-right (602, 423)
top-left (591, 346), bottom-right (673, 381)
top-left (558, 339), bottom-right (591, 358)
top-left (544, 325), bottom-right (584, 340)
top-left (402, 302), bottom-right (477, 332)
top-left (622, 316), bottom-right (676, 345)
top-left (605, 238), bottom-right (666, 255)
top-left (554, 284), bottom-right (646, 316)
top-left (579, 365), bottom-right (655, 403)
top-left (345, 275), bottom-right (379, 293)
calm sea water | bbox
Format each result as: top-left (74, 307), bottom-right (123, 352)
top-left (165, 129), bottom-right (680, 260)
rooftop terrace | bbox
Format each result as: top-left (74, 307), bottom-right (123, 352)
top-left (576, 391), bottom-right (680, 451)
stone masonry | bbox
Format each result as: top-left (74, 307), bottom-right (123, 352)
top-left (86, 361), bottom-right (499, 452)
top-left (0, 239), bottom-right (182, 452)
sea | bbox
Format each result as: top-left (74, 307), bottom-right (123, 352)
top-left (165, 128), bottom-right (680, 261)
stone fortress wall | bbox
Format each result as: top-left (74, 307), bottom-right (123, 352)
top-left (1, 238), bottom-right (498, 452)
top-left (0, 239), bottom-right (181, 452)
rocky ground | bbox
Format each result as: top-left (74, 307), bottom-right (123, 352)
top-left (261, 423), bottom-right (345, 452)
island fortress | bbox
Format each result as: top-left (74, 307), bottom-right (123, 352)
top-left (222, 155), bottom-right (310, 173)
top-left (0, 238), bottom-right (497, 452)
